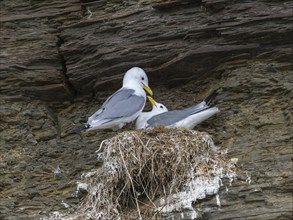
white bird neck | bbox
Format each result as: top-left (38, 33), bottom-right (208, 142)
top-left (151, 107), bottom-right (161, 114)
top-left (123, 82), bottom-right (146, 97)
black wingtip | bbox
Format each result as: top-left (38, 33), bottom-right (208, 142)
top-left (204, 88), bottom-right (220, 106)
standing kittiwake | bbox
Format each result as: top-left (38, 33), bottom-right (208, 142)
top-left (145, 90), bottom-right (220, 129)
top-left (86, 67), bottom-right (153, 131)
top-left (135, 96), bottom-right (168, 129)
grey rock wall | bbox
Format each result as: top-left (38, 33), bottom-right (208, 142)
top-left (0, 0), bottom-right (292, 219)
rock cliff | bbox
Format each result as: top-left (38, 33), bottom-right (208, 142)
top-left (0, 0), bottom-right (292, 219)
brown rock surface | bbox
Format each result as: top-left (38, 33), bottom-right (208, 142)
top-left (0, 0), bottom-right (292, 219)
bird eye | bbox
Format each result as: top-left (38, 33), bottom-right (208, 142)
top-left (160, 106), bottom-right (163, 109)
top-left (141, 77), bottom-right (145, 80)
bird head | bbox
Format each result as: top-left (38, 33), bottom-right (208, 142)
top-left (147, 96), bottom-right (168, 113)
top-left (123, 67), bottom-right (153, 96)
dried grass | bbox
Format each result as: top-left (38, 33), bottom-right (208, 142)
top-left (56, 127), bottom-right (237, 220)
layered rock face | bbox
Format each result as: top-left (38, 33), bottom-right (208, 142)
top-left (0, 0), bottom-right (292, 219)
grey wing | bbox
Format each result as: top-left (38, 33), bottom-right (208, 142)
top-left (96, 89), bottom-right (145, 120)
top-left (147, 109), bottom-right (192, 127)
top-left (185, 101), bottom-right (209, 113)
top-left (101, 88), bottom-right (135, 109)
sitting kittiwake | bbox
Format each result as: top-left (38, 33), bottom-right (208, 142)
top-left (145, 90), bottom-right (220, 129)
top-left (85, 67), bottom-right (153, 131)
top-left (135, 96), bottom-right (168, 129)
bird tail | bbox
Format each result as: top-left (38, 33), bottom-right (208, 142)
top-left (187, 89), bottom-right (219, 114)
top-left (189, 107), bottom-right (220, 128)
top-left (204, 89), bottom-right (219, 106)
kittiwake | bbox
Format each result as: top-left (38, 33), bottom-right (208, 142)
top-left (135, 96), bottom-right (168, 129)
top-left (145, 90), bottom-right (220, 129)
top-left (86, 67), bottom-right (153, 131)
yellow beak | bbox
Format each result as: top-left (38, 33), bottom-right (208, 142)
top-left (147, 95), bottom-right (156, 106)
top-left (143, 84), bottom-right (153, 96)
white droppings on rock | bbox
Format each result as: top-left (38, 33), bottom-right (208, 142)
top-left (53, 165), bottom-right (62, 175)
top-left (61, 201), bottom-right (70, 209)
top-left (157, 176), bottom-right (221, 218)
top-left (216, 194), bottom-right (221, 207)
top-left (246, 173), bottom-right (252, 185)
top-left (81, 171), bottom-right (96, 179)
top-left (76, 182), bottom-right (88, 191)
top-left (49, 211), bottom-right (61, 218)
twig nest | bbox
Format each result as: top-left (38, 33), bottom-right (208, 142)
top-left (55, 127), bottom-right (237, 220)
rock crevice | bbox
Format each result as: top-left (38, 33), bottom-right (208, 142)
top-left (56, 35), bottom-right (76, 102)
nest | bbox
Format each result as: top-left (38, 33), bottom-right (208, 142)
top-left (56, 127), bottom-right (237, 220)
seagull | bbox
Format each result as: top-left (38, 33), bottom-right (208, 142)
top-left (85, 67), bottom-right (153, 131)
top-left (135, 96), bottom-right (168, 129)
top-left (145, 90), bottom-right (220, 129)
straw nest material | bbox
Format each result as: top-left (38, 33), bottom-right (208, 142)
top-left (56, 127), bottom-right (237, 220)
